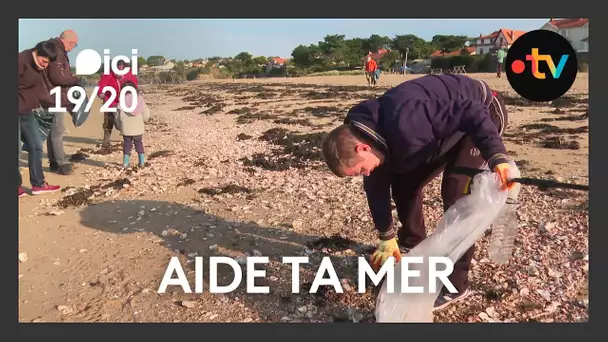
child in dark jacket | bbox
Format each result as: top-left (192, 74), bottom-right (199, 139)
top-left (115, 81), bottom-right (151, 168)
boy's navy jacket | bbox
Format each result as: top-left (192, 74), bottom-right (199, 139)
top-left (344, 74), bottom-right (509, 237)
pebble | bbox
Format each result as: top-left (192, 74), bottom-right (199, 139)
top-left (519, 287), bottom-right (530, 296)
top-left (252, 249), bottom-right (262, 257)
top-left (18, 252), bottom-right (28, 262)
top-left (536, 289), bottom-right (552, 302)
top-left (57, 305), bottom-right (73, 315)
top-left (526, 265), bottom-right (539, 276)
top-left (548, 269), bottom-right (563, 278)
top-left (181, 300), bottom-right (197, 308)
top-left (209, 245), bottom-right (218, 250)
top-left (486, 307), bottom-right (499, 318)
top-left (292, 219), bottom-right (303, 229)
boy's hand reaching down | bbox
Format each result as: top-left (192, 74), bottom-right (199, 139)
top-left (371, 238), bottom-right (401, 271)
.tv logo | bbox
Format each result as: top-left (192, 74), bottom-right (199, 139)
top-left (505, 29), bottom-right (578, 102)
top-left (75, 49), bottom-right (139, 76)
top-left (510, 48), bottom-right (569, 79)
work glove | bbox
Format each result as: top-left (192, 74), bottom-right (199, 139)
top-left (494, 162), bottom-right (521, 201)
top-left (371, 238), bottom-right (401, 271)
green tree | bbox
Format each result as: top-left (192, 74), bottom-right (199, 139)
top-left (318, 34), bottom-right (346, 64)
top-left (173, 61), bottom-right (186, 77)
top-left (343, 38), bottom-right (368, 66)
top-left (379, 50), bottom-right (401, 70)
top-left (234, 52), bottom-right (253, 66)
top-left (364, 34), bottom-right (392, 53)
top-left (146, 55), bottom-right (165, 66)
top-left (291, 44), bottom-right (314, 67)
top-left (137, 57), bottom-right (147, 66)
top-left (391, 34), bottom-right (431, 61)
top-left (253, 56), bottom-right (269, 65)
top-left (431, 35), bottom-right (469, 55)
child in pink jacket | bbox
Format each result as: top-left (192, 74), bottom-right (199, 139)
top-left (115, 81), bottom-right (151, 168)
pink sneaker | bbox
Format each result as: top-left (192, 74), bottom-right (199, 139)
top-left (18, 186), bottom-right (27, 198)
top-left (31, 183), bottom-right (61, 195)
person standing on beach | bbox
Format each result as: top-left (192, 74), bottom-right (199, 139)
top-left (364, 56), bottom-right (378, 87)
top-left (496, 47), bottom-right (506, 78)
top-left (46, 30), bottom-right (81, 175)
top-left (18, 40), bottom-right (62, 197)
top-left (98, 60), bottom-right (138, 146)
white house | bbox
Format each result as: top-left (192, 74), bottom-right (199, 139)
top-left (474, 28), bottom-right (526, 55)
top-left (150, 61), bottom-right (175, 72)
top-left (541, 18), bottom-right (589, 52)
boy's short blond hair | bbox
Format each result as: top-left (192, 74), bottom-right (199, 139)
top-left (322, 124), bottom-right (366, 177)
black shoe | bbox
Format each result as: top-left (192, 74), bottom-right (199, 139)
top-left (56, 163), bottom-right (74, 175)
top-left (49, 161), bottom-right (59, 172)
top-left (433, 288), bottom-right (472, 311)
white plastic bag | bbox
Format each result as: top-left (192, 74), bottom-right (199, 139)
top-left (375, 171), bottom-right (508, 323)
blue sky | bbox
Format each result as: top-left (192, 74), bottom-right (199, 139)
top-left (19, 19), bottom-right (548, 60)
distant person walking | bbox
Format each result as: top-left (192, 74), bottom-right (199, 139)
top-left (46, 30), bottom-right (80, 175)
top-left (496, 47), bottom-right (506, 78)
top-left (18, 40), bottom-right (62, 197)
top-left (365, 56), bottom-right (378, 87)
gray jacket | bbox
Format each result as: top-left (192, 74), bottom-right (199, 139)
top-left (115, 100), bottom-right (151, 136)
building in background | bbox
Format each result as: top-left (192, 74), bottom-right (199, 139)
top-left (474, 28), bottom-right (526, 54)
top-left (541, 18), bottom-right (589, 52)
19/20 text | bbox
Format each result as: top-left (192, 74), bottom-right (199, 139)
top-left (48, 86), bottom-right (138, 113)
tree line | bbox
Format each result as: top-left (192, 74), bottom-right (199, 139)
top-left (289, 34), bottom-right (470, 73)
top-left (79, 33), bottom-right (474, 83)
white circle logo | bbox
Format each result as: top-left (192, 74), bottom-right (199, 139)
top-left (75, 49), bottom-right (103, 76)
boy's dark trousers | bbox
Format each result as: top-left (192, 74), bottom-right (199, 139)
top-left (497, 62), bottom-right (503, 77)
top-left (103, 112), bottom-right (116, 145)
top-left (123, 135), bottom-right (144, 155)
top-left (392, 93), bottom-right (508, 294)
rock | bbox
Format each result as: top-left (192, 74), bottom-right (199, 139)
top-left (486, 307), bottom-right (499, 318)
top-left (545, 301), bottom-right (560, 313)
top-left (570, 251), bottom-right (585, 260)
top-left (519, 287), bottom-right (530, 296)
top-left (209, 245), bottom-right (218, 251)
top-left (292, 219), bottom-right (303, 229)
top-left (18, 252), bottom-right (28, 262)
top-left (181, 300), bottom-right (197, 308)
top-left (57, 305), bottom-right (73, 315)
top-left (536, 289), bottom-right (551, 302)
top-left (548, 269), bottom-right (563, 278)
top-left (539, 221), bottom-right (555, 234)
top-left (526, 265), bottom-right (539, 276)
top-left (252, 249), bottom-right (262, 257)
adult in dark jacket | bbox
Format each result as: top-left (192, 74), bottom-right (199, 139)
top-left (321, 74), bottom-right (519, 310)
top-left (46, 30), bottom-right (80, 175)
top-left (18, 40), bottom-right (62, 197)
